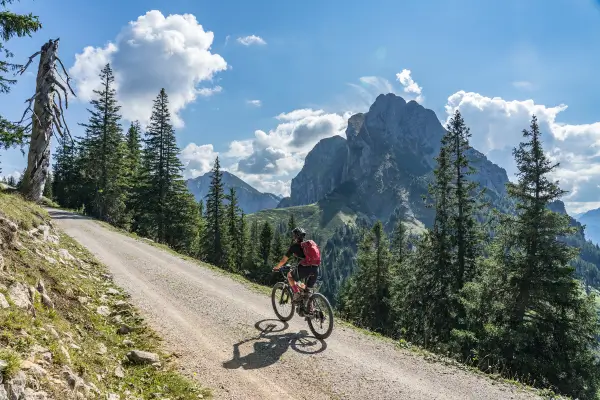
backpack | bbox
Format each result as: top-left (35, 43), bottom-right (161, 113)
top-left (300, 240), bottom-right (321, 266)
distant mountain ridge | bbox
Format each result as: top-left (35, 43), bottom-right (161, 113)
top-left (576, 208), bottom-right (600, 245)
top-left (186, 171), bottom-right (280, 214)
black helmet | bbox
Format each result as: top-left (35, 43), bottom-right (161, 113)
top-left (292, 227), bottom-right (306, 240)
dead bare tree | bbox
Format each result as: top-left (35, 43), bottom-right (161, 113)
top-left (17, 38), bottom-right (75, 202)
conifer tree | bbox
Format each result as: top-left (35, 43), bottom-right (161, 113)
top-left (259, 222), bottom-right (273, 268)
top-left (52, 136), bottom-right (80, 209)
top-left (339, 221), bottom-right (393, 334)
top-left (225, 187), bottom-right (240, 270)
top-left (236, 211), bottom-right (249, 270)
top-left (270, 230), bottom-right (286, 265)
top-left (464, 116), bottom-right (600, 398)
top-left (287, 213), bottom-right (296, 233)
top-left (135, 88), bottom-right (198, 250)
top-left (203, 156), bottom-right (227, 267)
top-left (446, 110), bottom-right (482, 291)
top-left (78, 63), bottom-right (126, 224)
top-left (0, 0), bottom-right (42, 152)
top-left (42, 171), bottom-right (52, 199)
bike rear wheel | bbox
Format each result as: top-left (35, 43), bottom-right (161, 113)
top-left (271, 282), bottom-right (295, 321)
top-left (306, 293), bottom-right (334, 340)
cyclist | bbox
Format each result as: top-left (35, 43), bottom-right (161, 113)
top-left (272, 227), bottom-right (321, 303)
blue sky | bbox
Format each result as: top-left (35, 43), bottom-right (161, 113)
top-left (2, 0), bottom-right (600, 212)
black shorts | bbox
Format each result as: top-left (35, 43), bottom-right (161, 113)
top-left (294, 266), bottom-right (320, 288)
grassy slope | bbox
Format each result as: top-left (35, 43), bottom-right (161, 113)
top-left (0, 192), bottom-right (211, 399)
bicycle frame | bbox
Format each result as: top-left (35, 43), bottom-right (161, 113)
top-left (277, 264), bottom-right (322, 294)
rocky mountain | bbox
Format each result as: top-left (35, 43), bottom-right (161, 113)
top-left (186, 171), bottom-right (280, 214)
top-left (282, 93), bottom-right (510, 227)
top-left (576, 208), bottom-right (600, 245)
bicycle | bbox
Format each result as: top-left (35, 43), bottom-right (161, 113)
top-left (271, 265), bottom-right (334, 340)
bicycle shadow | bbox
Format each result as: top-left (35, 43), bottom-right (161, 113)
top-left (222, 319), bottom-right (327, 370)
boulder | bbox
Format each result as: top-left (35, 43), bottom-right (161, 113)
top-left (8, 282), bottom-right (31, 309)
top-left (0, 293), bottom-right (9, 309)
top-left (126, 350), bottom-right (159, 365)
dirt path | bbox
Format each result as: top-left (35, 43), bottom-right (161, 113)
top-left (50, 209), bottom-right (540, 400)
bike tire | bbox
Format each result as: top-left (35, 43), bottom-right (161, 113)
top-left (271, 282), bottom-right (295, 322)
top-left (307, 293), bottom-right (334, 340)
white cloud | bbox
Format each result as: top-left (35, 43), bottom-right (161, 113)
top-left (396, 69), bottom-right (424, 103)
top-left (445, 90), bottom-right (600, 212)
top-left (69, 10), bottom-right (227, 129)
top-left (512, 81), bottom-right (534, 90)
top-left (246, 99), bottom-right (262, 107)
top-left (237, 35), bottom-right (266, 46)
top-left (180, 143), bottom-right (219, 179)
top-left (198, 86), bottom-right (223, 97)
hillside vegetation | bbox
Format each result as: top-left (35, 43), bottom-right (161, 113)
top-left (0, 191), bottom-right (210, 399)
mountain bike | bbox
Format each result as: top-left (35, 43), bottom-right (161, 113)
top-left (271, 265), bottom-right (334, 340)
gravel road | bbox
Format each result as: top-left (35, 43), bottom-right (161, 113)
top-left (50, 209), bottom-right (541, 400)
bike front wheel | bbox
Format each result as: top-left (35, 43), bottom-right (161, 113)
top-left (306, 293), bottom-right (334, 340)
top-left (271, 282), bottom-right (295, 321)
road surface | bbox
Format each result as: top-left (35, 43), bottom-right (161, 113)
top-left (50, 209), bottom-right (540, 400)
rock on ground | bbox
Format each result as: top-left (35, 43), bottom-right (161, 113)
top-left (0, 293), bottom-right (9, 309)
top-left (126, 350), bottom-right (159, 365)
top-left (8, 282), bottom-right (31, 309)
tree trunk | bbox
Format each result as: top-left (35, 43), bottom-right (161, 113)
top-left (21, 39), bottom-right (60, 202)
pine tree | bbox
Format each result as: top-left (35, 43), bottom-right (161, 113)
top-left (446, 110), bottom-right (483, 291)
top-left (466, 116), bottom-right (600, 398)
top-left (236, 211), bottom-right (249, 271)
top-left (0, 0), bottom-right (42, 152)
top-left (78, 63), bottom-right (126, 224)
top-left (339, 221), bottom-right (393, 334)
top-left (270, 230), bottom-right (286, 265)
top-left (288, 213), bottom-right (296, 233)
top-left (259, 222), bottom-right (273, 269)
top-left (135, 88), bottom-right (198, 251)
top-left (123, 121), bottom-right (142, 214)
top-left (203, 156), bottom-right (227, 267)
top-left (52, 136), bottom-right (80, 209)
top-left (225, 187), bottom-right (240, 270)
top-left (42, 171), bottom-right (52, 199)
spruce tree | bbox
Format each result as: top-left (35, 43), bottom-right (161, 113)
top-left (134, 88), bottom-right (198, 251)
top-left (236, 211), bottom-right (249, 271)
top-left (203, 156), bottom-right (227, 267)
top-left (467, 116), bottom-right (600, 398)
top-left (270, 230), bottom-right (286, 265)
top-left (0, 0), bottom-right (42, 152)
top-left (339, 221), bottom-right (393, 334)
top-left (42, 172), bottom-right (52, 199)
top-left (288, 213), bottom-right (296, 233)
top-left (78, 63), bottom-right (126, 224)
top-left (225, 187), bottom-right (240, 270)
top-left (52, 136), bottom-right (80, 209)
top-left (446, 110), bottom-right (483, 291)
top-left (259, 222), bottom-right (273, 267)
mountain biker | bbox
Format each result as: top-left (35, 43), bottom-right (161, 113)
top-left (272, 227), bottom-right (321, 303)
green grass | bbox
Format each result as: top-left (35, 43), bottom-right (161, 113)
top-left (0, 348), bottom-right (22, 379)
top-left (0, 191), bottom-right (211, 399)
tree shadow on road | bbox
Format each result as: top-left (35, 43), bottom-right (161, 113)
top-left (222, 319), bottom-right (327, 370)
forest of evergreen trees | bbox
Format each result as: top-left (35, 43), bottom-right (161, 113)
top-left (337, 114), bottom-right (600, 398)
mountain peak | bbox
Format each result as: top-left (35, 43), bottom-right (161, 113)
top-left (186, 171), bottom-right (280, 214)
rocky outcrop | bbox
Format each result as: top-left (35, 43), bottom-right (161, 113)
top-left (285, 93), bottom-right (512, 228)
top-left (186, 171), bottom-right (280, 213)
top-left (287, 135), bottom-right (347, 206)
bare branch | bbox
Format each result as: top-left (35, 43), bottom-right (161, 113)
top-left (18, 51), bottom-right (41, 75)
top-left (52, 103), bottom-right (71, 140)
top-left (54, 92), bottom-right (70, 139)
top-left (54, 57), bottom-right (76, 96)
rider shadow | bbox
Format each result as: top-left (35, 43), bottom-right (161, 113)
top-left (222, 319), bottom-right (327, 370)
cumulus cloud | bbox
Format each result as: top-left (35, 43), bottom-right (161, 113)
top-left (237, 35), bottom-right (266, 46)
top-left (69, 10), bottom-right (227, 128)
top-left (246, 99), bottom-right (262, 107)
top-left (445, 90), bottom-right (600, 212)
top-left (396, 69), bottom-right (424, 103)
top-left (180, 143), bottom-right (219, 179)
